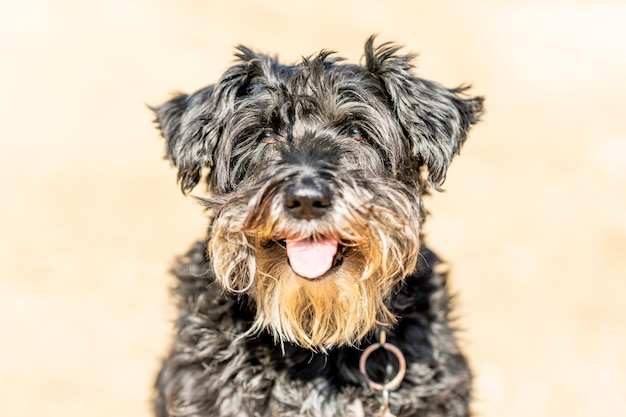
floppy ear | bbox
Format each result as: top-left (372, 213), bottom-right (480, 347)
top-left (364, 37), bottom-right (484, 189)
top-left (152, 46), bottom-right (267, 193)
top-left (151, 87), bottom-right (214, 192)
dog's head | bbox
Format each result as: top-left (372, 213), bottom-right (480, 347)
top-left (153, 37), bottom-right (483, 350)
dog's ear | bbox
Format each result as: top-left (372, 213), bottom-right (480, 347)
top-left (152, 47), bottom-right (269, 193)
top-left (151, 87), bottom-right (214, 192)
top-left (364, 37), bottom-right (484, 189)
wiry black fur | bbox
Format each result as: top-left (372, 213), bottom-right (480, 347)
top-left (152, 36), bottom-right (483, 416)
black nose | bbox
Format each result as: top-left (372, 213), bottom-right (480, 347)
top-left (284, 178), bottom-right (331, 220)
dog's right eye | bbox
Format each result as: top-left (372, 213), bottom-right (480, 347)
top-left (259, 132), bottom-right (277, 144)
top-left (347, 127), bottom-right (366, 141)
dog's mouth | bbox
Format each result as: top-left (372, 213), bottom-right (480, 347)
top-left (267, 237), bottom-right (347, 280)
top-left (286, 237), bottom-right (338, 279)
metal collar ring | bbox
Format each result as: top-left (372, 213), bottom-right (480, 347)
top-left (359, 340), bottom-right (407, 392)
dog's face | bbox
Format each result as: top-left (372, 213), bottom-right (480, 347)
top-left (154, 37), bottom-right (482, 350)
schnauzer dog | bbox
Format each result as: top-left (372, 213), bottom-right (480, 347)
top-left (152, 36), bottom-right (483, 417)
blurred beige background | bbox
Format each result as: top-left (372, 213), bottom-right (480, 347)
top-left (1, 1), bottom-right (625, 416)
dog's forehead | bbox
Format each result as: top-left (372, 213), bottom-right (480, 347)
top-left (234, 60), bottom-right (391, 131)
top-left (250, 55), bottom-right (381, 98)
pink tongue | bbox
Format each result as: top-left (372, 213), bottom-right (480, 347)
top-left (286, 238), bottom-right (339, 279)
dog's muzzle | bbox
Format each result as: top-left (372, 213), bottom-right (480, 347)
top-left (282, 176), bottom-right (338, 279)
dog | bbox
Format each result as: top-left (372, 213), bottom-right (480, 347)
top-left (151, 36), bottom-right (483, 417)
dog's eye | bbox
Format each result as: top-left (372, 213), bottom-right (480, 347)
top-left (347, 127), bottom-right (365, 141)
top-left (259, 131), bottom-right (277, 144)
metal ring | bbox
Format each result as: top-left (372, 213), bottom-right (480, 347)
top-left (359, 341), bottom-right (407, 391)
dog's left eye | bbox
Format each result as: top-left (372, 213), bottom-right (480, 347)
top-left (347, 127), bottom-right (365, 141)
top-left (259, 132), bottom-right (277, 144)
